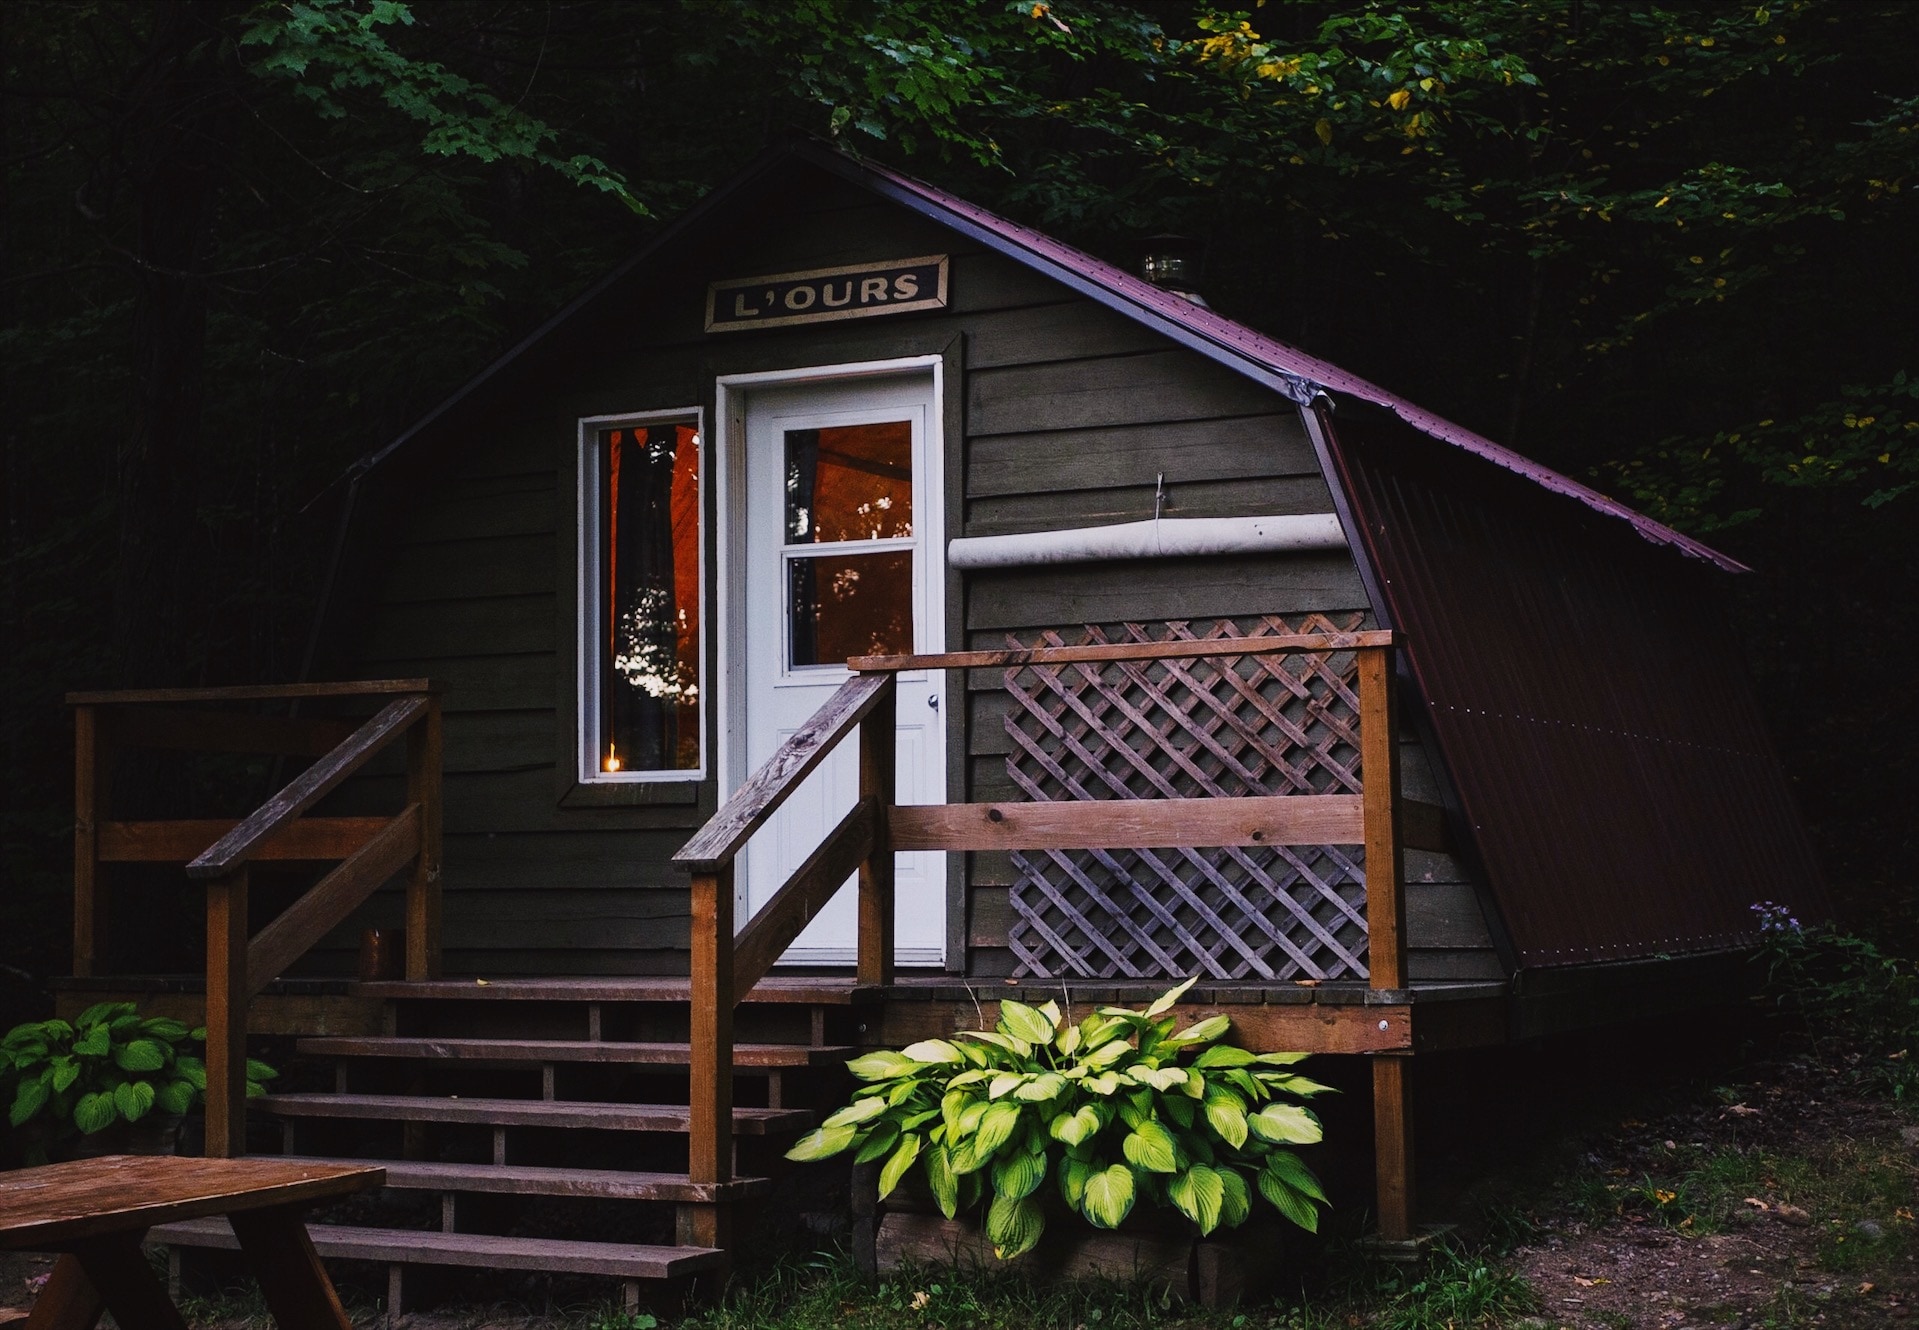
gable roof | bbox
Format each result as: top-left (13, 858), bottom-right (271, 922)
top-left (351, 139), bottom-right (1741, 572)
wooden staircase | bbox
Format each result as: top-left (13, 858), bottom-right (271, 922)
top-left (149, 977), bottom-right (867, 1311)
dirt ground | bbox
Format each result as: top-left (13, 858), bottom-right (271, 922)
top-left (1497, 1062), bottom-right (1919, 1330)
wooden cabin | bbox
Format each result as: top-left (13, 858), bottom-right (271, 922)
top-left (59, 141), bottom-right (1827, 1303)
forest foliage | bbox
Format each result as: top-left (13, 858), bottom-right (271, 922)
top-left (1, 0), bottom-right (1913, 994)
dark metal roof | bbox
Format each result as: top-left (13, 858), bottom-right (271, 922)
top-left (811, 145), bottom-right (1745, 573)
top-left (1323, 407), bottom-right (1827, 967)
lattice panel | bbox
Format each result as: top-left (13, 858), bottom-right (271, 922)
top-left (1005, 615), bottom-right (1372, 981)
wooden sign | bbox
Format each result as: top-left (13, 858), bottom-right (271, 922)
top-left (706, 255), bottom-right (948, 332)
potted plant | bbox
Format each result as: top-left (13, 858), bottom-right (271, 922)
top-left (787, 978), bottom-right (1331, 1260)
top-left (2, 1002), bottom-right (277, 1164)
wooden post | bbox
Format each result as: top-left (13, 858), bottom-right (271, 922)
top-left (1357, 645), bottom-right (1406, 990)
top-left (1372, 1055), bottom-right (1415, 1242)
top-left (72, 706), bottom-right (100, 978)
top-left (682, 865), bottom-right (734, 1249)
top-left (405, 694), bottom-right (444, 980)
top-left (856, 673), bottom-right (897, 989)
top-left (204, 867), bottom-right (250, 1158)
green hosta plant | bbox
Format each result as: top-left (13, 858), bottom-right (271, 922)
top-left (2, 1003), bottom-right (277, 1160)
top-left (786, 978), bottom-right (1331, 1258)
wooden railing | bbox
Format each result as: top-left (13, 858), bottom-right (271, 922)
top-left (68, 680), bottom-right (443, 1157)
top-left (672, 631), bottom-right (1418, 1241)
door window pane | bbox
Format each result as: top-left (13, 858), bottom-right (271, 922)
top-left (785, 421), bottom-right (913, 543)
top-left (598, 421), bottom-right (701, 773)
top-left (788, 551), bottom-right (914, 667)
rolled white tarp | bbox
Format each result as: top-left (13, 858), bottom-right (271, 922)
top-left (946, 512), bottom-right (1348, 571)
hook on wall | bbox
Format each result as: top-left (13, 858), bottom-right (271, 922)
top-left (1154, 472), bottom-right (1167, 522)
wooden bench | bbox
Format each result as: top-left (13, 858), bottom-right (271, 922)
top-left (0, 1154), bottom-right (381, 1330)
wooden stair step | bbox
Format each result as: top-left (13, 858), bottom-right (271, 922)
top-left (352, 976), bottom-right (874, 1005)
top-left (148, 1217), bottom-right (725, 1279)
top-left (276, 1156), bottom-right (770, 1201)
top-left (298, 1036), bottom-right (856, 1068)
top-left (257, 1093), bottom-right (812, 1134)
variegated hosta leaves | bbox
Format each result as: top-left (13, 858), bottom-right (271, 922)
top-left (784, 977), bottom-right (1331, 1255)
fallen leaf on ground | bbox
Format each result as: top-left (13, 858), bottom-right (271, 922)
top-left (1774, 1203), bottom-right (1813, 1226)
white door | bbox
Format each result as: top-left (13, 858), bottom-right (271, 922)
top-left (737, 371), bottom-right (946, 964)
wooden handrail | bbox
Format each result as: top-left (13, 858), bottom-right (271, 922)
top-left (187, 696), bottom-right (427, 880)
top-left (848, 630), bottom-right (1394, 672)
top-left (674, 672), bottom-right (893, 871)
top-left (66, 678), bottom-right (436, 706)
top-left (67, 682), bottom-right (443, 1161)
top-left (678, 638), bottom-right (1410, 1244)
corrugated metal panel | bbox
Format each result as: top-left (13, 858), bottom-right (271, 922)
top-left (1323, 408), bottom-right (1828, 967)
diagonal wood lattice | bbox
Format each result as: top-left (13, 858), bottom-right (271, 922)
top-left (1005, 614), bottom-right (1373, 981)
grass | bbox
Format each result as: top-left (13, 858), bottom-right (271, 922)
top-left (672, 1240), bottom-right (1536, 1330)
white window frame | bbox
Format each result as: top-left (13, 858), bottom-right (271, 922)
top-left (576, 406), bottom-right (707, 785)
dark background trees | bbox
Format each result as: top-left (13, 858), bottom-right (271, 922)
top-left (2, 0), bottom-right (1911, 1011)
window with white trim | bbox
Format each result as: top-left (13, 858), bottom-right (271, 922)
top-left (578, 411), bottom-right (703, 782)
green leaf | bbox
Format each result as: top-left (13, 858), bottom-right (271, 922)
top-left (1203, 1086), bottom-right (1248, 1149)
top-left (1121, 1120), bottom-right (1179, 1173)
top-left (1169, 1163), bottom-right (1226, 1234)
top-left (785, 1123), bottom-right (858, 1161)
top-left (73, 1091), bottom-right (118, 1135)
top-left (989, 1072), bottom-right (1027, 1100)
top-left (1194, 1045), bottom-right (1256, 1068)
top-left (1059, 1155), bottom-right (1097, 1210)
top-left (1083, 1071), bottom-right (1121, 1095)
top-left (1262, 1149), bottom-right (1330, 1203)
top-left (998, 999), bottom-right (1055, 1045)
top-left (902, 1039), bottom-right (966, 1064)
top-left (925, 1144), bottom-right (960, 1218)
top-left (1249, 1103), bottom-right (1323, 1145)
top-left (1014, 1072), bottom-right (1067, 1102)
top-left (141, 1018), bottom-right (190, 1042)
top-left (855, 1121), bottom-right (902, 1164)
top-left (1165, 1014), bottom-right (1230, 1047)
top-left (1258, 1167), bottom-right (1321, 1232)
top-left (9, 1078), bottom-right (49, 1127)
top-left (1253, 1051), bottom-right (1311, 1066)
top-left (73, 1025), bottom-right (110, 1058)
top-left (1219, 1167), bottom-right (1252, 1228)
top-left (50, 1057), bottom-right (79, 1094)
top-left (972, 1100), bottom-right (1023, 1160)
top-left (824, 1096), bottom-right (891, 1128)
top-left (114, 1079), bottom-right (155, 1122)
top-left (1084, 1039), bottom-right (1132, 1069)
top-left (942, 1089), bottom-right (972, 1140)
top-left (964, 1030), bottom-right (1032, 1059)
top-left (1262, 1072), bottom-right (1335, 1097)
top-left (878, 1133), bottom-right (922, 1200)
top-left (987, 1191), bottom-right (1045, 1259)
top-left (112, 1038), bottom-right (167, 1074)
top-left (1049, 1103), bottom-right (1101, 1146)
top-left (154, 1080), bottom-right (196, 1116)
top-left (1145, 977), bottom-right (1197, 1017)
top-left (846, 1050), bottom-right (921, 1081)
top-left (245, 1059), bottom-right (278, 1083)
top-left (1037, 1000), bottom-right (1062, 1029)
top-left (173, 1057), bottom-right (206, 1091)
top-left (1081, 1163), bottom-right (1137, 1229)
top-left (991, 1146), bottom-right (1046, 1201)
top-left (75, 1003), bottom-right (129, 1029)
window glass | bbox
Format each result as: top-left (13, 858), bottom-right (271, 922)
top-left (596, 421), bottom-right (700, 775)
top-left (788, 550), bottom-right (914, 667)
top-left (784, 421), bottom-right (913, 543)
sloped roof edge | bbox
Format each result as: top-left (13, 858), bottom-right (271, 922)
top-left (353, 139), bottom-right (1743, 573)
top-left (806, 145), bottom-right (1744, 574)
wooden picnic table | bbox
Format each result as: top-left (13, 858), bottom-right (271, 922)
top-left (0, 1154), bottom-right (382, 1330)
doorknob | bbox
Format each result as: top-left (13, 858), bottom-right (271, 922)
top-left (928, 694), bottom-right (940, 711)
